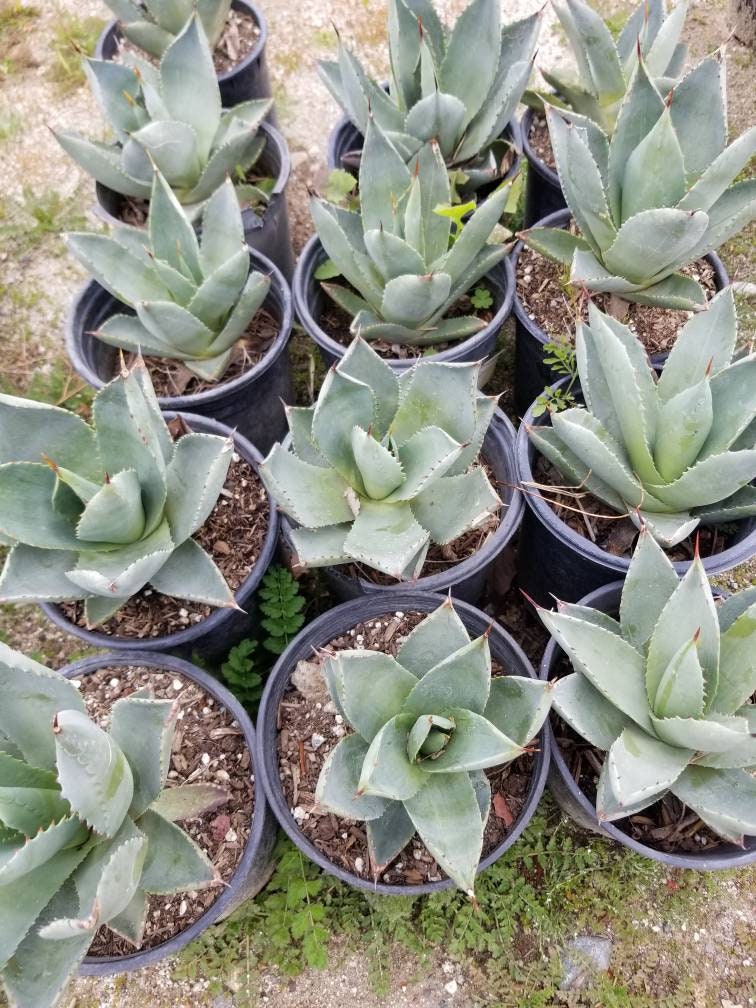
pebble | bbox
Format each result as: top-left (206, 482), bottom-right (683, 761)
top-left (444, 980), bottom-right (458, 995)
top-left (311, 733), bottom-right (326, 750)
top-left (293, 806), bottom-right (306, 821)
top-left (172, 679), bottom-right (182, 691)
top-left (201, 753), bottom-right (210, 765)
top-left (354, 857), bottom-right (364, 873)
top-left (109, 678), bottom-right (119, 687)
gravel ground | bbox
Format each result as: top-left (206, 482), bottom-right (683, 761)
top-left (0, 0), bottom-right (754, 1005)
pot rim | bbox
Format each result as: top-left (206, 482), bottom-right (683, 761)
top-left (65, 247), bottom-right (292, 407)
top-left (55, 650), bottom-right (270, 973)
top-left (280, 408), bottom-right (524, 594)
top-left (510, 208), bottom-right (730, 348)
top-left (95, 0), bottom-right (267, 82)
top-left (255, 589), bottom-right (550, 895)
top-left (41, 413), bottom-right (279, 651)
top-left (292, 234), bottom-right (515, 370)
top-left (515, 376), bottom-right (756, 576)
top-left (540, 581), bottom-right (756, 869)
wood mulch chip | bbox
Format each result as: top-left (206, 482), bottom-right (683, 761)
top-left (79, 664), bottom-right (253, 957)
top-left (318, 289), bottom-right (494, 360)
top-left (114, 7), bottom-right (259, 75)
top-left (527, 114), bottom-right (556, 171)
top-left (516, 244), bottom-right (717, 355)
top-left (277, 611), bottom-right (536, 887)
top-left (60, 450), bottom-right (269, 639)
top-left (117, 308), bottom-right (279, 398)
top-left (530, 455), bottom-right (737, 562)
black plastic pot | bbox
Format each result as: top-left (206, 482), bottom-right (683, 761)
top-left (41, 414), bottom-right (279, 663)
top-left (540, 582), bottom-right (756, 869)
top-left (293, 235), bottom-right (514, 370)
top-left (520, 107), bottom-right (565, 229)
top-left (66, 247), bottom-right (292, 454)
top-left (95, 0), bottom-right (272, 110)
top-left (94, 122), bottom-right (294, 281)
top-left (280, 410), bottom-right (524, 604)
top-left (55, 651), bottom-right (277, 975)
top-left (510, 208), bottom-right (730, 416)
top-left (256, 590), bottom-right (549, 895)
top-left (327, 112), bottom-right (522, 195)
top-left (515, 386), bottom-right (756, 606)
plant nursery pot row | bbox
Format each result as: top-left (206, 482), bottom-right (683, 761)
top-left (56, 651), bottom-right (278, 976)
top-left (514, 377), bottom-right (756, 607)
top-left (327, 112), bottom-right (523, 195)
top-left (96, 0), bottom-right (273, 112)
top-left (42, 413), bottom-right (280, 663)
top-left (255, 590), bottom-right (550, 896)
top-left (66, 247), bottom-right (293, 455)
top-left (539, 582), bottom-right (756, 870)
top-left (280, 409), bottom-right (524, 606)
top-left (94, 121), bottom-right (295, 281)
top-left (510, 208), bottom-right (730, 415)
top-left (293, 237), bottom-right (515, 371)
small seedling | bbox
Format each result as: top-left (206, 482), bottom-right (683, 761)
top-left (470, 286), bottom-right (493, 310)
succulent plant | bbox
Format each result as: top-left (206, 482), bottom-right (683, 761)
top-left (528, 0), bottom-right (689, 135)
top-left (66, 171), bottom-right (270, 381)
top-left (538, 531), bottom-right (756, 846)
top-left (104, 0), bottom-right (232, 58)
top-left (0, 359), bottom-right (237, 627)
top-left (315, 598), bottom-right (553, 894)
top-left (54, 16), bottom-right (272, 216)
top-left (319, 0), bottom-right (540, 191)
top-left (260, 337), bottom-right (501, 579)
top-left (521, 55), bottom-right (756, 310)
top-left (527, 290), bottom-right (756, 548)
top-left (0, 643), bottom-right (229, 1008)
top-left (312, 120), bottom-right (511, 345)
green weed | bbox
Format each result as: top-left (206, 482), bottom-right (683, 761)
top-left (48, 13), bottom-right (106, 93)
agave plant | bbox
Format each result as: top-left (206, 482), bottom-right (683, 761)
top-left (528, 0), bottom-right (689, 135)
top-left (260, 337), bottom-right (501, 579)
top-left (319, 0), bottom-right (540, 190)
top-left (527, 290), bottom-right (756, 547)
top-left (313, 120), bottom-right (511, 345)
top-left (66, 171), bottom-right (270, 381)
top-left (0, 644), bottom-right (229, 1008)
top-left (538, 531), bottom-right (756, 845)
top-left (104, 0), bottom-right (232, 58)
top-left (521, 55), bottom-right (756, 310)
top-left (315, 598), bottom-right (553, 894)
top-left (54, 16), bottom-right (272, 215)
top-left (0, 359), bottom-right (237, 627)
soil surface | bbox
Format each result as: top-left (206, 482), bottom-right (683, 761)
top-left (516, 245), bottom-right (717, 352)
top-left (119, 308), bottom-right (280, 398)
top-left (527, 113), bottom-right (556, 171)
top-left (77, 664), bottom-right (254, 955)
top-left (60, 455), bottom-right (269, 639)
top-left (531, 455), bottom-right (739, 563)
top-left (277, 611), bottom-right (537, 886)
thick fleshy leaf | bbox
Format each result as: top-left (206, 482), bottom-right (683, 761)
top-left (366, 801), bottom-right (416, 872)
top-left (148, 538), bottom-right (235, 607)
top-left (538, 609), bottom-right (652, 731)
top-left (602, 209), bottom-right (708, 285)
top-left (520, 226), bottom-right (591, 264)
top-left (385, 426), bottom-right (462, 502)
top-left (607, 61), bottom-right (665, 222)
top-left (343, 499), bottom-right (430, 580)
top-left (390, 362), bottom-right (477, 445)
top-left (137, 809), bottom-right (217, 893)
top-left (395, 599), bottom-right (470, 678)
top-left (359, 117), bottom-right (411, 235)
top-left (411, 468), bottom-right (500, 545)
top-left (163, 432), bottom-right (232, 543)
top-left (380, 273), bottom-right (452, 328)
top-left (312, 367), bottom-right (375, 491)
top-left (76, 469), bottom-right (145, 546)
top-left (595, 759), bottom-right (660, 822)
top-left (483, 676), bottom-right (553, 747)
top-left (54, 131), bottom-right (152, 199)
top-left (0, 394), bottom-right (100, 478)
top-left (404, 771), bottom-right (483, 895)
top-left (552, 673), bottom-right (633, 750)
top-left (440, 0), bottom-right (500, 127)
top-left (671, 765), bottom-right (756, 844)
top-left (699, 356), bottom-right (756, 460)
top-left (405, 91), bottom-right (466, 159)
top-left (402, 636), bottom-right (491, 717)
top-left (421, 708), bottom-right (522, 772)
top-left (621, 108), bottom-right (686, 220)
top-left (648, 450), bottom-right (756, 512)
top-left (651, 713), bottom-right (749, 752)
top-left (159, 16), bottom-right (221, 160)
top-left (357, 715), bottom-right (426, 801)
top-left (679, 126), bottom-right (756, 212)
top-left (108, 887), bottom-right (148, 946)
top-left (260, 445), bottom-right (353, 529)
top-left (712, 601), bottom-right (756, 714)
top-left (337, 338), bottom-right (399, 439)
top-left (0, 817), bottom-right (87, 886)
top-left (0, 786), bottom-right (70, 837)
top-left (315, 735), bottom-right (388, 821)
top-left (67, 520), bottom-right (174, 600)
top-left (288, 524), bottom-right (351, 568)
top-left (351, 427), bottom-right (404, 501)
top-left (619, 529), bottom-right (679, 652)
top-left (607, 725), bottom-right (691, 808)
top-left (330, 651), bottom-right (418, 743)
top-left (149, 783), bottom-right (229, 822)
top-left (0, 464), bottom-right (88, 551)
top-left (654, 376), bottom-right (713, 483)
top-left (0, 644), bottom-right (86, 770)
top-left (653, 634), bottom-right (705, 719)
top-left (109, 695), bottom-right (177, 817)
top-left (55, 709), bottom-right (133, 838)
top-left (406, 714), bottom-right (455, 763)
